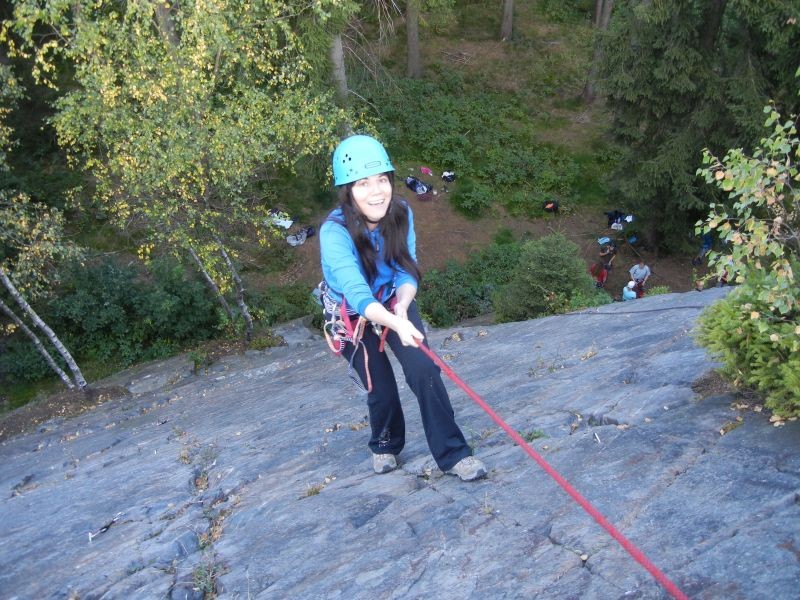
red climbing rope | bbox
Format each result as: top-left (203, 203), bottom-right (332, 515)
top-left (416, 341), bottom-right (690, 600)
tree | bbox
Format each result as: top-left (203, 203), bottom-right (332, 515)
top-left (0, 63), bottom-right (87, 390)
top-left (599, 0), bottom-right (800, 248)
top-left (500, 0), bottom-right (514, 41)
top-left (0, 64), bottom-right (22, 169)
top-left (0, 192), bottom-right (86, 389)
top-left (696, 95), bottom-right (799, 416)
top-left (494, 234), bottom-right (609, 322)
top-left (330, 32), bottom-right (352, 109)
top-left (406, 0), bottom-right (422, 78)
top-left (5, 0), bottom-right (350, 341)
top-left (581, 0), bottom-right (614, 103)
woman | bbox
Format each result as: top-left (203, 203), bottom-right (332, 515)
top-left (319, 134), bottom-right (486, 481)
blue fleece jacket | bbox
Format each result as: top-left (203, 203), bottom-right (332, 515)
top-left (320, 203), bottom-right (418, 315)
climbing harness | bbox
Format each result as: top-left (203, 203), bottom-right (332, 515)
top-left (319, 281), bottom-right (396, 393)
top-left (415, 340), bottom-right (689, 600)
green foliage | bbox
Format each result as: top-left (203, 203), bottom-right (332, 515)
top-left (518, 429), bottom-right (547, 442)
top-left (0, 338), bottom-right (56, 382)
top-left (363, 72), bottom-right (579, 218)
top-left (537, 0), bottom-right (593, 24)
top-left (418, 240), bottom-right (524, 327)
top-left (571, 151), bottom-right (617, 207)
top-left (0, 60), bottom-right (80, 210)
top-left (600, 0), bottom-right (800, 248)
top-left (419, 232), bottom-right (613, 327)
top-left (696, 99), bottom-right (799, 417)
top-left (697, 284), bottom-right (800, 418)
top-left (698, 106), bottom-right (799, 314)
top-left (1, 192), bottom-right (82, 299)
top-left (449, 179), bottom-right (493, 218)
top-left (22, 257), bottom-right (221, 371)
top-left (492, 227), bottom-right (516, 246)
top-left (494, 233), bottom-right (610, 322)
top-left (5, 0), bottom-right (350, 303)
top-left (0, 64), bottom-right (23, 171)
top-left (250, 284), bottom-right (319, 326)
top-left (647, 285), bottom-right (671, 296)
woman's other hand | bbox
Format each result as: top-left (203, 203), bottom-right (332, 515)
top-left (394, 317), bottom-right (423, 347)
top-left (364, 299), bottom-right (422, 347)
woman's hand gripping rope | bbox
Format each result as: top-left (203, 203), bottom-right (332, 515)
top-left (367, 296), bottom-right (423, 350)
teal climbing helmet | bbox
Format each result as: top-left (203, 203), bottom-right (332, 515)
top-left (332, 134), bottom-right (394, 186)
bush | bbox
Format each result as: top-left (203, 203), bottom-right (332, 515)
top-left (0, 340), bottom-right (57, 383)
top-left (647, 285), bottom-right (671, 296)
top-left (537, 0), bottom-right (593, 23)
top-left (1, 257), bottom-right (223, 384)
top-left (363, 73), bottom-right (580, 218)
top-left (494, 233), bottom-right (610, 322)
top-left (48, 257), bottom-right (221, 367)
top-left (697, 283), bottom-right (800, 417)
top-left (249, 284), bottom-right (318, 326)
top-left (695, 101), bottom-right (799, 417)
top-left (418, 240), bottom-right (524, 327)
top-left (449, 179), bottom-right (493, 218)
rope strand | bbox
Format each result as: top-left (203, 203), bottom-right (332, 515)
top-left (417, 341), bottom-right (690, 600)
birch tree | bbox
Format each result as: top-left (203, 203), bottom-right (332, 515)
top-left (0, 192), bottom-right (86, 389)
top-left (5, 0), bottom-right (350, 341)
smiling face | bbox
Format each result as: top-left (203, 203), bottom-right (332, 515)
top-left (350, 173), bottom-right (393, 229)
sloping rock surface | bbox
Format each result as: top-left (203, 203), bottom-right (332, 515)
top-left (1, 288), bottom-right (798, 600)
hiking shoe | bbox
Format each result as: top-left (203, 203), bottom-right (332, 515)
top-left (446, 456), bottom-right (487, 481)
top-left (372, 453), bottom-right (398, 474)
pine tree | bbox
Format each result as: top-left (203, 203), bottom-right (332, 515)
top-left (600, 0), bottom-right (800, 249)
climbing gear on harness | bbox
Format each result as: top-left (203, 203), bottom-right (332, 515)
top-left (372, 453), bottom-right (398, 474)
top-left (320, 283), bottom-right (371, 392)
top-left (446, 456), bottom-right (487, 481)
top-left (319, 281), bottom-right (396, 393)
top-left (332, 135), bottom-right (394, 186)
top-left (415, 340), bottom-right (689, 600)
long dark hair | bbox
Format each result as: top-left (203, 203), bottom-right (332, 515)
top-left (333, 172), bottom-right (422, 285)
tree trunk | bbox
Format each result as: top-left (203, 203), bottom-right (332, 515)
top-left (154, 1), bottom-right (180, 47)
top-left (0, 268), bottom-right (87, 390)
top-left (406, 0), bottom-right (422, 79)
top-left (214, 237), bottom-right (254, 342)
top-left (582, 0), bottom-right (614, 104)
top-left (0, 297), bottom-right (75, 390)
top-left (700, 0), bottom-right (727, 54)
top-left (500, 0), bottom-right (514, 41)
top-left (599, 0), bottom-right (614, 28)
top-left (330, 33), bottom-right (349, 107)
top-left (329, 33), bottom-right (353, 136)
top-left (188, 246), bottom-right (235, 322)
top-left (593, 0), bottom-right (603, 27)
top-left (582, 60), bottom-right (599, 103)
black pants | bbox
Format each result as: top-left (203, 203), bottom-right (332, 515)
top-left (339, 300), bottom-right (472, 471)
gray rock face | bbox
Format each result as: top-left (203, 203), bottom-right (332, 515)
top-left (1, 288), bottom-right (798, 599)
